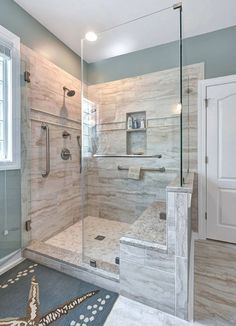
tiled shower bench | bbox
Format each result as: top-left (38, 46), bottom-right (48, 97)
top-left (119, 173), bottom-right (196, 320)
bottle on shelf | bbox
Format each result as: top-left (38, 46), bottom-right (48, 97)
top-left (140, 118), bottom-right (145, 129)
top-left (136, 119), bottom-right (141, 128)
top-left (127, 116), bottom-right (133, 129)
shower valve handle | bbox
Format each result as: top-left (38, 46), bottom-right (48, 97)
top-left (61, 148), bottom-right (72, 160)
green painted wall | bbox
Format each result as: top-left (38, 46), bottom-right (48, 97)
top-left (88, 26), bottom-right (236, 84)
top-left (0, 170), bottom-right (21, 259)
top-left (0, 0), bottom-right (85, 80)
top-left (1, 1), bottom-right (234, 86)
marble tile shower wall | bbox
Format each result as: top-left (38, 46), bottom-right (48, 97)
top-left (21, 45), bottom-right (85, 241)
top-left (119, 174), bottom-right (195, 320)
top-left (86, 63), bottom-right (204, 223)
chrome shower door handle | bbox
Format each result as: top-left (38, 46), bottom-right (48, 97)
top-left (41, 123), bottom-right (50, 177)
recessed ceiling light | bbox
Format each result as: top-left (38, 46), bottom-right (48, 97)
top-left (85, 31), bottom-right (98, 42)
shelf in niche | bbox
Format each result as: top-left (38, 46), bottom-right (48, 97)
top-left (126, 111), bottom-right (146, 155)
top-left (126, 128), bottom-right (146, 132)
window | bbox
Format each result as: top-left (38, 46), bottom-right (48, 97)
top-left (0, 46), bottom-right (11, 161)
top-left (83, 98), bottom-right (97, 156)
top-left (0, 26), bottom-right (20, 170)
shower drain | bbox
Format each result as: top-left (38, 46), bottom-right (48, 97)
top-left (95, 235), bottom-right (105, 241)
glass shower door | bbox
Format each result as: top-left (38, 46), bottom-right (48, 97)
top-left (20, 54), bottom-right (32, 251)
top-left (81, 5), bottom-right (182, 274)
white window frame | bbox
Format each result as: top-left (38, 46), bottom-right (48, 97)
top-left (0, 25), bottom-right (20, 170)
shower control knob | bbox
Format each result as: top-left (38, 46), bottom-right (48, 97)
top-left (61, 148), bottom-right (72, 160)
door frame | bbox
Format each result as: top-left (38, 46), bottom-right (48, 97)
top-left (198, 74), bottom-right (236, 239)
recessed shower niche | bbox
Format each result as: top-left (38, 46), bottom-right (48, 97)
top-left (126, 111), bottom-right (146, 155)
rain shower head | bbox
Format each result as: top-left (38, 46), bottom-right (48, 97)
top-left (63, 86), bottom-right (75, 97)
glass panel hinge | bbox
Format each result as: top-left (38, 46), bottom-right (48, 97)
top-left (173, 2), bottom-right (182, 10)
top-left (25, 220), bottom-right (32, 232)
top-left (24, 71), bottom-right (31, 83)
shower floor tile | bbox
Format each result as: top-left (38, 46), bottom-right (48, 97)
top-left (45, 216), bottom-right (130, 269)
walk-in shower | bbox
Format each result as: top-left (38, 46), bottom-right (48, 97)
top-left (78, 3), bottom-right (187, 273)
top-left (1, 3), bottom-right (197, 281)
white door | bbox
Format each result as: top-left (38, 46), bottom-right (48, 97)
top-left (207, 80), bottom-right (236, 243)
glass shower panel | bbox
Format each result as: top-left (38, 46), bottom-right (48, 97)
top-left (182, 5), bottom-right (190, 183)
top-left (181, 10), bottom-right (204, 183)
top-left (20, 54), bottom-right (32, 250)
top-left (25, 44), bottom-right (82, 260)
top-left (81, 6), bottom-right (181, 273)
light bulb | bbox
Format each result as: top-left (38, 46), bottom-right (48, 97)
top-left (85, 31), bottom-right (98, 42)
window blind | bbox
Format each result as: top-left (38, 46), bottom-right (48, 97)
top-left (0, 42), bottom-right (11, 60)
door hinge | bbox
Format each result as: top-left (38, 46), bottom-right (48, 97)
top-left (24, 71), bottom-right (31, 83)
top-left (205, 156), bottom-right (208, 164)
top-left (25, 220), bottom-right (32, 232)
top-left (205, 98), bottom-right (208, 108)
top-left (205, 212), bottom-right (207, 220)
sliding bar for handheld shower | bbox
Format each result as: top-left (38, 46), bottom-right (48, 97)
top-left (77, 135), bottom-right (82, 173)
top-left (41, 123), bottom-right (50, 177)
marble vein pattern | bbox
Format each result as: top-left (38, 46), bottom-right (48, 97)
top-left (20, 44), bottom-right (84, 242)
top-left (86, 63), bottom-right (204, 225)
top-left (105, 295), bottom-right (228, 326)
top-left (22, 42), bottom-right (203, 252)
top-left (175, 193), bottom-right (189, 258)
top-left (194, 239), bottom-right (236, 326)
top-left (105, 296), bottom-right (190, 326)
top-left (119, 173), bottom-right (196, 320)
top-left (120, 259), bottom-right (175, 314)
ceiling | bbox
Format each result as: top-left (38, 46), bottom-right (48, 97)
top-left (15, 0), bottom-right (236, 63)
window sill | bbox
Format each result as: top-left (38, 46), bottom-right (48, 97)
top-left (0, 161), bottom-right (20, 171)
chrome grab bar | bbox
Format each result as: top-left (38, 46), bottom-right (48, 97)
top-left (41, 123), bottom-right (50, 177)
top-left (118, 165), bottom-right (165, 172)
top-left (93, 154), bottom-right (162, 158)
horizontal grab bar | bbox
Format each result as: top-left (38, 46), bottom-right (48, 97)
top-left (93, 154), bottom-right (162, 158)
top-left (117, 165), bottom-right (165, 172)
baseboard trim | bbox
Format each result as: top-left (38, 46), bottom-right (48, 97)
top-left (0, 250), bottom-right (24, 276)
